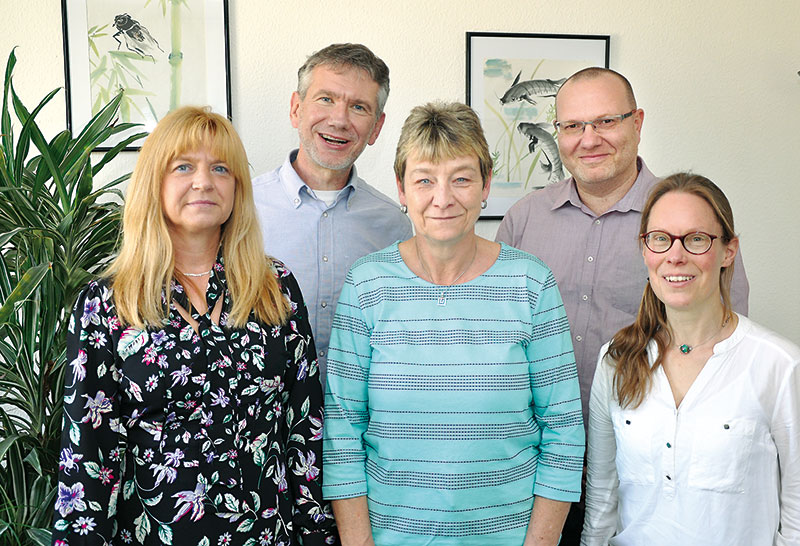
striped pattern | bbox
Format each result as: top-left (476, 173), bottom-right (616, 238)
top-left (323, 243), bottom-right (584, 545)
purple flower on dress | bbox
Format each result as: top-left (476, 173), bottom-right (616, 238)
top-left (296, 358), bottom-right (308, 381)
top-left (151, 330), bottom-right (167, 345)
top-left (55, 481), bottom-right (87, 517)
top-left (294, 451), bottom-right (320, 482)
top-left (172, 480), bottom-right (208, 522)
top-left (81, 297), bottom-right (101, 328)
top-left (81, 391), bottom-right (113, 429)
top-left (164, 448), bottom-right (185, 467)
top-left (309, 413), bottom-right (323, 441)
top-left (210, 388), bottom-right (230, 408)
top-left (69, 350), bottom-right (87, 382)
top-left (273, 462), bottom-right (287, 492)
top-left (170, 365), bottom-right (192, 387)
top-left (58, 446), bottom-right (83, 475)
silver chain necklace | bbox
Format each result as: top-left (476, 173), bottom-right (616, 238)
top-left (675, 315), bottom-right (730, 354)
top-left (415, 238), bottom-right (477, 306)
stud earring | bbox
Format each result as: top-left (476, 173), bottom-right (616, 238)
top-left (481, 200), bottom-right (487, 210)
top-left (400, 205), bottom-right (408, 214)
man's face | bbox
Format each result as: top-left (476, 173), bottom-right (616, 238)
top-left (290, 65), bottom-right (385, 175)
top-left (555, 74), bottom-right (643, 190)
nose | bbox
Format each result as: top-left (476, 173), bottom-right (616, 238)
top-left (192, 168), bottom-right (213, 191)
top-left (432, 181), bottom-right (454, 208)
top-left (664, 237), bottom-right (688, 264)
top-left (328, 101), bottom-right (349, 128)
top-left (578, 123), bottom-right (603, 147)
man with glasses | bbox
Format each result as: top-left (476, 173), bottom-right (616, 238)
top-left (496, 67), bottom-right (749, 544)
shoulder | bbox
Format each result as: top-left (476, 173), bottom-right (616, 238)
top-left (347, 242), bottom-right (405, 280)
top-left (351, 178), bottom-right (407, 217)
top-left (735, 315), bottom-right (800, 367)
top-left (496, 243), bottom-right (556, 280)
top-left (505, 179), bottom-right (566, 217)
top-left (74, 278), bottom-right (114, 310)
top-left (251, 164), bottom-right (283, 189)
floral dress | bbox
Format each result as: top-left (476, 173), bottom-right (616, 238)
top-left (52, 257), bottom-right (338, 546)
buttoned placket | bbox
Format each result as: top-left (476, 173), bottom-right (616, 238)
top-left (574, 213), bottom-right (604, 346)
top-left (314, 190), bottom-right (346, 361)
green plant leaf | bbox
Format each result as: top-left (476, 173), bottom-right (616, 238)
top-left (0, 262), bottom-right (50, 324)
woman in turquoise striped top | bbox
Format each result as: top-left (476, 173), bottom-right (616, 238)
top-left (322, 102), bottom-right (584, 545)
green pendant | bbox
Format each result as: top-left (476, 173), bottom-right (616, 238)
top-left (680, 344), bottom-right (692, 354)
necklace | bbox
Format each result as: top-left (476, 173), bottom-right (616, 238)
top-left (675, 315), bottom-right (730, 354)
top-left (415, 238), bottom-right (477, 306)
top-left (181, 269), bottom-right (212, 278)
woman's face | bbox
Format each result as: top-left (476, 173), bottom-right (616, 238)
top-left (161, 146), bottom-right (235, 241)
top-left (643, 191), bottom-right (738, 314)
top-left (396, 153), bottom-right (490, 246)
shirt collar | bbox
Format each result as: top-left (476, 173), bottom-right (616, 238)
top-left (280, 149), bottom-right (358, 209)
top-left (551, 156), bottom-right (652, 216)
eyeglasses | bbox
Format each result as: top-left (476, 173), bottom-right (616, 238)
top-left (553, 110), bottom-right (636, 136)
top-left (641, 230), bottom-right (720, 255)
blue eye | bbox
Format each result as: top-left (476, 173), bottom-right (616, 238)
top-left (213, 165), bottom-right (230, 175)
top-left (319, 97), bottom-right (332, 103)
top-left (175, 164), bottom-right (191, 172)
top-left (417, 178), bottom-right (432, 185)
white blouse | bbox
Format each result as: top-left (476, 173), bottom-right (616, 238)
top-left (582, 314), bottom-right (800, 546)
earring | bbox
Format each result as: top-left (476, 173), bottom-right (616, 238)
top-left (481, 200), bottom-right (487, 210)
top-left (400, 205), bottom-right (408, 214)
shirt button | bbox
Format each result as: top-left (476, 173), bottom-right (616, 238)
top-left (294, 198), bottom-right (300, 205)
top-left (322, 255), bottom-right (329, 262)
top-left (322, 212), bottom-right (328, 218)
top-left (582, 295), bottom-right (588, 301)
top-left (666, 442), bottom-right (672, 448)
top-left (575, 335), bottom-right (582, 342)
top-left (587, 256), bottom-right (594, 262)
top-left (319, 350), bottom-right (325, 357)
top-left (321, 301), bottom-right (327, 308)
top-left (666, 475), bottom-right (672, 480)
top-left (595, 219), bottom-right (601, 225)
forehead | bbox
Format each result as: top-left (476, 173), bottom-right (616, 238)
top-left (306, 65), bottom-right (379, 103)
top-left (406, 153), bottom-right (480, 174)
top-left (647, 192), bottom-right (720, 231)
top-left (556, 74), bottom-right (631, 119)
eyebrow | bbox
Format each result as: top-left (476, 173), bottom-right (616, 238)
top-left (408, 163), bottom-right (479, 176)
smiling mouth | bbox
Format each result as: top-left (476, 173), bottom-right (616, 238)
top-left (320, 134), bottom-right (349, 145)
top-left (664, 275), bottom-right (694, 282)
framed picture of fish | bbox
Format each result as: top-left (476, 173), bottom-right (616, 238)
top-left (62, 0), bottom-right (231, 151)
top-left (466, 32), bottom-right (609, 218)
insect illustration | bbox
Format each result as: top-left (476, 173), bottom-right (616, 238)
top-left (112, 13), bottom-right (164, 59)
top-left (517, 122), bottom-right (564, 184)
top-left (500, 72), bottom-right (566, 106)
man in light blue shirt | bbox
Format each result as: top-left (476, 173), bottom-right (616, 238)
top-left (253, 44), bottom-right (412, 386)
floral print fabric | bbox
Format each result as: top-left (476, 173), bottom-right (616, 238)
top-left (52, 257), bottom-right (337, 545)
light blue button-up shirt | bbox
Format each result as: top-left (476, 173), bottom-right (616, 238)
top-left (253, 151), bottom-right (413, 385)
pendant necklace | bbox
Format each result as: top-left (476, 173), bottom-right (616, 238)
top-left (415, 238), bottom-right (477, 306)
top-left (675, 315), bottom-right (730, 354)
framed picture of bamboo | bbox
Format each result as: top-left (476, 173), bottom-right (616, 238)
top-left (62, 0), bottom-right (231, 151)
top-left (466, 32), bottom-right (609, 218)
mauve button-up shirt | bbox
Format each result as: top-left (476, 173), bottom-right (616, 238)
top-left (253, 151), bottom-right (413, 386)
top-left (496, 158), bottom-right (749, 424)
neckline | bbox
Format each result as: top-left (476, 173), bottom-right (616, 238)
top-left (393, 240), bottom-right (504, 288)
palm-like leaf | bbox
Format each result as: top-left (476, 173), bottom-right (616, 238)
top-left (0, 49), bottom-right (144, 545)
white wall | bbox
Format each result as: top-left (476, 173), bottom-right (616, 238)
top-left (3, 0), bottom-right (798, 344)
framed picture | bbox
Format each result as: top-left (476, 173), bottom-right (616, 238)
top-left (62, 0), bottom-right (231, 151)
top-left (467, 32), bottom-right (609, 218)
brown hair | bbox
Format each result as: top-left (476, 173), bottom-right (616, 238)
top-left (608, 172), bottom-right (737, 408)
top-left (106, 106), bottom-right (290, 328)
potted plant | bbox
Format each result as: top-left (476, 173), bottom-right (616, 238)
top-left (0, 49), bottom-right (146, 545)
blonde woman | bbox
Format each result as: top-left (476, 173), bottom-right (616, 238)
top-left (53, 107), bottom-right (337, 545)
top-left (582, 174), bottom-right (799, 545)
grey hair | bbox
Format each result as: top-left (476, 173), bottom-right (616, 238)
top-left (297, 43), bottom-right (390, 115)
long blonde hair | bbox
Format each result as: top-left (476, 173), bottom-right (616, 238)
top-left (608, 173), bottom-right (737, 408)
top-left (105, 106), bottom-right (290, 328)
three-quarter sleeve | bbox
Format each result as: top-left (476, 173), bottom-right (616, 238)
top-left (581, 347), bottom-right (620, 545)
top-left (526, 271), bottom-right (585, 502)
top-left (321, 270), bottom-right (371, 500)
top-left (279, 270), bottom-right (338, 545)
top-left (53, 282), bottom-right (125, 544)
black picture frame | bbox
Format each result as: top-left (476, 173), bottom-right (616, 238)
top-left (62, 0), bottom-right (232, 151)
top-left (466, 32), bottom-right (609, 219)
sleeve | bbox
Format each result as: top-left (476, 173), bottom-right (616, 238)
top-left (581, 348), bottom-right (620, 546)
top-left (279, 270), bottom-right (340, 545)
top-left (773, 361), bottom-right (800, 545)
top-left (321, 268), bottom-right (372, 500)
top-left (730, 251), bottom-right (749, 316)
top-left (527, 269), bottom-right (585, 502)
top-left (52, 282), bottom-right (125, 544)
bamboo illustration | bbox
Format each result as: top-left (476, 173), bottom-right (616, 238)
top-left (168, 0), bottom-right (183, 110)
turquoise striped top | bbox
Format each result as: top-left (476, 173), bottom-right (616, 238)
top-left (322, 242), bottom-right (584, 545)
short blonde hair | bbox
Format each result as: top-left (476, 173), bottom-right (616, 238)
top-left (394, 102), bottom-right (492, 187)
top-left (106, 106), bottom-right (290, 328)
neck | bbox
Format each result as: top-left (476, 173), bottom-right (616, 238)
top-left (292, 149), bottom-right (351, 191)
top-left (414, 233), bottom-right (478, 284)
top-left (171, 229), bottom-right (220, 275)
top-left (665, 303), bottom-right (728, 347)
top-left (575, 162), bottom-right (638, 216)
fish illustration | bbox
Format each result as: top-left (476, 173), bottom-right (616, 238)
top-left (500, 72), bottom-right (566, 106)
top-left (517, 122), bottom-right (565, 184)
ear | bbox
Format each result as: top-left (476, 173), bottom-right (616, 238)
top-left (368, 112), bottom-right (386, 146)
top-left (482, 172), bottom-right (492, 202)
top-left (289, 91), bottom-right (302, 129)
top-left (721, 236), bottom-right (739, 268)
top-left (395, 175), bottom-right (406, 206)
top-left (633, 108), bottom-right (644, 140)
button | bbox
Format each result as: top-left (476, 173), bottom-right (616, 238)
top-left (666, 475), bottom-right (672, 480)
top-left (321, 302), bottom-right (328, 308)
top-left (322, 212), bottom-right (328, 218)
top-left (587, 256), bottom-right (594, 262)
top-left (322, 255), bottom-right (329, 262)
top-left (723, 424), bottom-right (730, 430)
top-left (294, 198), bottom-right (300, 205)
top-left (318, 350), bottom-right (325, 357)
top-left (666, 442), bottom-right (672, 448)
top-left (595, 219), bottom-right (601, 225)
top-left (625, 420), bottom-right (631, 425)
top-left (582, 295), bottom-right (588, 301)
top-left (575, 335), bottom-right (582, 342)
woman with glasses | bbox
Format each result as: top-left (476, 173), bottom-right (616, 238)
top-left (581, 173), bottom-right (799, 545)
